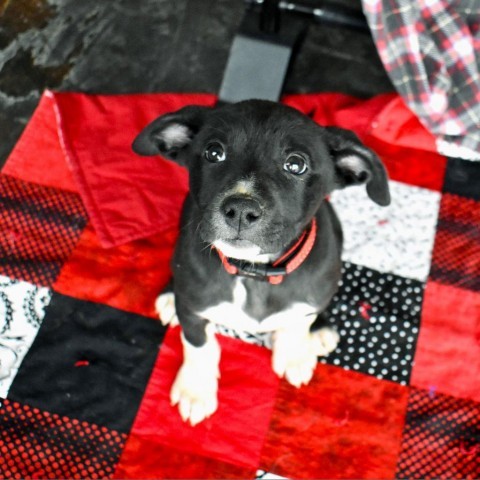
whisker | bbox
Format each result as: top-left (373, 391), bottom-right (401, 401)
top-left (193, 219), bottom-right (204, 239)
top-left (200, 242), bottom-right (212, 253)
top-left (179, 218), bottom-right (196, 233)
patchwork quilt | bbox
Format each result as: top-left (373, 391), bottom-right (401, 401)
top-left (0, 90), bottom-right (478, 479)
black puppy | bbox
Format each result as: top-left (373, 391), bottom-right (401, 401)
top-left (133, 100), bottom-right (390, 425)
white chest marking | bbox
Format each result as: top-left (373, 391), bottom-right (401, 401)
top-left (197, 278), bottom-right (317, 333)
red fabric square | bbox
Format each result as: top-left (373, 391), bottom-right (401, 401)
top-left (259, 364), bottom-right (409, 479)
top-left (0, 399), bottom-right (126, 479)
top-left (122, 326), bottom-right (279, 470)
top-left (53, 223), bottom-right (177, 318)
top-left (114, 437), bottom-right (255, 479)
top-left (2, 92), bottom-right (77, 193)
top-left (53, 92), bottom-right (216, 247)
top-left (283, 92), bottom-right (396, 139)
top-left (363, 135), bottom-right (447, 192)
top-left (410, 281), bottom-right (480, 402)
top-left (369, 96), bottom-right (437, 153)
top-left (360, 95), bottom-right (447, 191)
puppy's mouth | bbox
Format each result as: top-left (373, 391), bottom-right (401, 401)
top-left (213, 239), bottom-right (274, 263)
top-left (222, 238), bottom-right (257, 248)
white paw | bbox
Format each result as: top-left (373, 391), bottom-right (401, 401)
top-left (311, 327), bottom-right (340, 357)
top-left (170, 365), bottom-right (219, 426)
top-left (155, 292), bottom-right (179, 327)
top-left (272, 332), bottom-right (319, 388)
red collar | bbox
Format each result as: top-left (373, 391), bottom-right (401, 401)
top-left (214, 218), bottom-right (317, 285)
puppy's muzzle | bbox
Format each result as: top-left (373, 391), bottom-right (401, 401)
top-left (221, 195), bottom-right (262, 232)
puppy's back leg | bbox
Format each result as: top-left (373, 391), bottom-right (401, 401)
top-left (170, 306), bottom-right (220, 426)
top-left (310, 312), bottom-right (340, 357)
top-left (155, 280), bottom-right (179, 327)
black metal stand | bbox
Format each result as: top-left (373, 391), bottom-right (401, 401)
top-left (218, 0), bottom-right (369, 104)
top-left (218, 1), bottom-right (305, 104)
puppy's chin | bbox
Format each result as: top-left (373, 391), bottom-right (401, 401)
top-left (213, 240), bottom-right (275, 264)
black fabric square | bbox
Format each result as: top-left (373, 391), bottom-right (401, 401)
top-left (443, 157), bottom-right (480, 201)
top-left (321, 262), bottom-right (424, 385)
top-left (8, 293), bottom-right (166, 433)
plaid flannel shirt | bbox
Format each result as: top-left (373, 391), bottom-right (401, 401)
top-left (362, 0), bottom-right (480, 160)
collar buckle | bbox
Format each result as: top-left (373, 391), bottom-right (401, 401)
top-left (228, 258), bottom-right (287, 280)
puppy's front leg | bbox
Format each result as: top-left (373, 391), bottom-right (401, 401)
top-left (272, 318), bottom-right (318, 388)
top-left (170, 310), bottom-right (220, 426)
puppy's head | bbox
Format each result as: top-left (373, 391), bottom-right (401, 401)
top-left (133, 100), bottom-right (390, 261)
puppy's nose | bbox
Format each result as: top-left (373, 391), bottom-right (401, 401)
top-left (221, 196), bottom-right (262, 230)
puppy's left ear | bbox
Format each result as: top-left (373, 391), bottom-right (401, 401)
top-left (132, 105), bottom-right (209, 163)
top-left (325, 127), bottom-right (391, 206)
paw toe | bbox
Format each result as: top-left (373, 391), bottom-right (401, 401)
top-left (285, 362), bottom-right (315, 388)
top-left (311, 327), bottom-right (340, 356)
top-left (170, 367), bottom-right (218, 425)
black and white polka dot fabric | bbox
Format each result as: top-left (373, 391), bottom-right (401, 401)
top-left (322, 262), bottom-right (423, 385)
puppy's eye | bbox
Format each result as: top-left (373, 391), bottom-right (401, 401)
top-left (284, 154), bottom-right (307, 175)
top-left (204, 142), bottom-right (226, 163)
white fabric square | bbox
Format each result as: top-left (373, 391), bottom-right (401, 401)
top-left (0, 276), bottom-right (51, 397)
top-left (330, 180), bottom-right (441, 281)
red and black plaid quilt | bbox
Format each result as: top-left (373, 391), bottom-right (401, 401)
top-left (0, 91), bottom-right (478, 479)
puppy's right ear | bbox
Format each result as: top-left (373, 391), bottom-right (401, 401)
top-left (132, 105), bottom-right (209, 162)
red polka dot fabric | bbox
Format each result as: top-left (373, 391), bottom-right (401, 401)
top-left (396, 388), bottom-right (480, 479)
top-left (0, 399), bottom-right (126, 479)
top-left (0, 174), bottom-right (87, 287)
top-left (0, 92), bottom-right (478, 479)
top-left (430, 193), bottom-right (480, 292)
